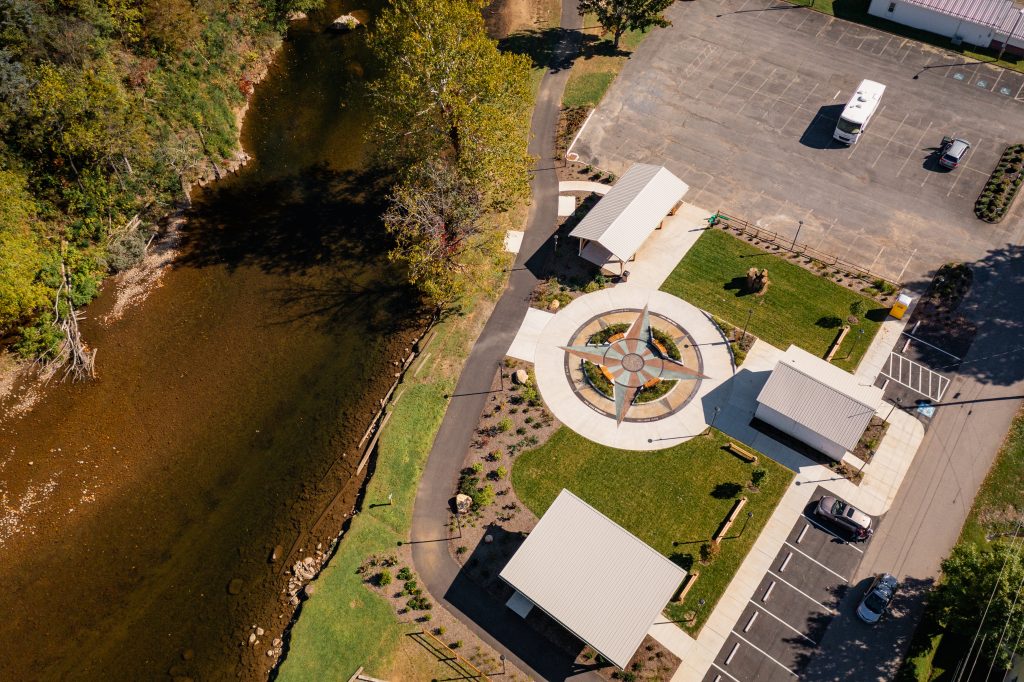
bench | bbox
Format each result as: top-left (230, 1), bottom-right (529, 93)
top-left (727, 441), bottom-right (758, 463)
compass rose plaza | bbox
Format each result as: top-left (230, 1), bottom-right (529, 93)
top-left (525, 287), bottom-right (734, 450)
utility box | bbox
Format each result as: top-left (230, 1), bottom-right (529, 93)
top-left (890, 293), bottom-right (913, 320)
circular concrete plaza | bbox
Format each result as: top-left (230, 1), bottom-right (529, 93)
top-left (534, 287), bottom-right (733, 451)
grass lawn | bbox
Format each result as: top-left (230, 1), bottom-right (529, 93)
top-left (661, 228), bottom-right (885, 371)
top-left (898, 410), bottom-right (1024, 680)
top-left (562, 20), bottom-right (650, 108)
top-left (513, 426), bottom-right (793, 634)
top-left (793, 0), bottom-right (1024, 75)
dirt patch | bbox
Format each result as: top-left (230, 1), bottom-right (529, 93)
top-left (852, 416), bottom-right (889, 464)
top-left (483, 0), bottom-right (557, 38)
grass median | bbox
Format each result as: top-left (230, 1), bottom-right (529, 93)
top-left (661, 228), bottom-right (884, 371)
top-left (513, 426), bottom-right (793, 634)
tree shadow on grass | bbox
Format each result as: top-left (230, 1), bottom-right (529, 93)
top-left (723, 277), bottom-right (755, 296)
top-left (497, 28), bottom-right (630, 72)
top-left (817, 316), bottom-right (844, 329)
top-left (711, 482), bottom-right (743, 499)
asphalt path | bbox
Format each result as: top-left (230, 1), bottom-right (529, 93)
top-left (408, 7), bottom-right (603, 681)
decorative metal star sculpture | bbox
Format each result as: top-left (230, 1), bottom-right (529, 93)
top-left (561, 306), bottom-right (707, 425)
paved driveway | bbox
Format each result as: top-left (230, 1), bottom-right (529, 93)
top-left (573, 0), bottom-right (1024, 281)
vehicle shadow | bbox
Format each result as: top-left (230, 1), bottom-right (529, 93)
top-left (799, 104), bottom-right (845, 149)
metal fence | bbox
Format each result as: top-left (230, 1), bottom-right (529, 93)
top-left (713, 212), bottom-right (902, 290)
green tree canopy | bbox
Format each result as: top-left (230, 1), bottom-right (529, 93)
top-left (0, 170), bottom-right (51, 335)
top-left (935, 542), bottom-right (1024, 671)
top-left (578, 0), bottom-right (674, 48)
top-left (367, 0), bottom-right (533, 212)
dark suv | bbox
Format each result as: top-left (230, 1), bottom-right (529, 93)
top-left (815, 495), bottom-right (872, 535)
top-left (939, 137), bottom-right (971, 170)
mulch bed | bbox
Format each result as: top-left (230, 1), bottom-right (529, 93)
top-left (852, 416), bottom-right (889, 463)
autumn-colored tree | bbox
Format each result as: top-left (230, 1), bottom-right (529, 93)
top-left (0, 170), bottom-right (51, 335)
top-left (367, 0), bottom-right (533, 212)
top-left (578, 0), bottom-right (674, 48)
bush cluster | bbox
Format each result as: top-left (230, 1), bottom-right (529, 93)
top-left (975, 144), bottom-right (1024, 223)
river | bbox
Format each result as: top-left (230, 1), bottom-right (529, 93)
top-left (0, 2), bottom-right (423, 679)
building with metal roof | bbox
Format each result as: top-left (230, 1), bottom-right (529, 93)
top-left (868, 0), bottom-right (1024, 53)
top-left (499, 489), bottom-right (686, 669)
top-left (569, 164), bottom-right (688, 275)
top-left (755, 345), bottom-right (884, 461)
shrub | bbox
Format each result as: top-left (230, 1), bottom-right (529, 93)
top-left (451, 640), bottom-right (463, 649)
top-left (471, 462), bottom-right (484, 474)
top-left (515, 426), bottom-right (526, 435)
top-left (472, 484), bottom-right (496, 508)
top-left (434, 626), bottom-right (446, 636)
top-left (376, 569), bottom-right (392, 587)
top-left (751, 468), bottom-right (767, 488)
top-left (699, 542), bottom-right (721, 564)
top-left (849, 300), bottom-right (864, 320)
top-left (495, 466), bottom-right (508, 479)
top-left (498, 418), bottom-right (513, 432)
top-left (456, 545), bottom-right (468, 555)
top-left (397, 566), bottom-right (412, 581)
top-left (403, 579), bottom-right (418, 594)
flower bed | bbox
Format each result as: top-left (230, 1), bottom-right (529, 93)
top-left (975, 144), bottom-right (1024, 223)
top-left (582, 325), bottom-right (682, 404)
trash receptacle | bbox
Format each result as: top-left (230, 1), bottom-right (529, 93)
top-left (621, 270), bottom-right (630, 282)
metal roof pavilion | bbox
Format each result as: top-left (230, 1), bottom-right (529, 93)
top-left (757, 345), bottom-right (883, 452)
top-left (569, 164), bottom-right (688, 263)
top-left (499, 489), bottom-right (686, 669)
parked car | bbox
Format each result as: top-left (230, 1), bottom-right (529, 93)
top-left (857, 573), bottom-right (899, 623)
top-left (815, 495), bottom-right (872, 536)
top-left (939, 136), bottom-right (971, 170)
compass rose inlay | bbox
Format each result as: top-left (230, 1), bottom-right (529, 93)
top-left (560, 306), bottom-right (708, 424)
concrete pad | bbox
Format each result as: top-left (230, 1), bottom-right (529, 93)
top-left (558, 180), bottom-right (612, 194)
top-left (503, 230), bottom-right (524, 254)
top-left (506, 307), bottom-right (554, 363)
top-left (619, 203), bottom-right (714, 291)
top-left (557, 195), bottom-right (576, 217)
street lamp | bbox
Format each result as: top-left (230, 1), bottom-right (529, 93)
top-left (741, 308), bottom-right (753, 344)
top-left (792, 220), bottom-right (804, 252)
top-left (847, 328), bottom-right (865, 360)
top-left (740, 510), bottom-right (753, 536)
top-left (710, 405), bottom-right (721, 430)
top-left (885, 396), bottom-right (902, 421)
top-left (997, 8), bottom-right (1024, 63)
top-left (500, 654), bottom-right (506, 675)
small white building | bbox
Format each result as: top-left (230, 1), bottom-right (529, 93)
top-left (569, 163), bottom-right (688, 275)
top-left (755, 345), bottom-right (884, 461)
top-left (499, 489), bottom-right (686, 669)
top-left (868, 0), bottom-right (1024, 53)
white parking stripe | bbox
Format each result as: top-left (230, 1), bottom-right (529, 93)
top-left (783, 541), bottom-right (851, 582)
top-left (748, 601), bottom-right (818, 646)
top-left (801, 514), bottom-right (865, 554)
top-left (767, 570), bottom-right (839, 614)
top-left (711, 662), bottom-right (743, 682)
top-left (731, 631), bottom-right (800, 678)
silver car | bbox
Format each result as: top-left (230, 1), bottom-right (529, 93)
top-left (939, 137), bottom-right (971, 170)
top-left (857, 573), bottom-right (898, 623)
top-left (815, 495), bottom-right (872, 535)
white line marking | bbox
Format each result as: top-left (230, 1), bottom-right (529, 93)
top-left (726, 642), bottom-right (741, 665)
top-left (748, 601), bottom-right (818, 645)
top-left (711, 662), bottom-right (742, 682)
top-left (897, 248), bottom-right (917, 282)
top-left (833, 89), bottom-right (841, 100)
top-left (800, 515), bottom-right (864, 553)
top-left (779, 551), bottom-right (794, 572)
top-left (896, 120), bottom-right (932, 177)
top-left (797, 524), bottom-right (809, 543)
top-left (731, 631), bottom-right (800, 677)
top-left (767, 570), bottom-right (839, 614)
top-left (763, 580), bottom-right (777, 602)
top-left (745, 611), bottom-right (759, 632)
top-left (784, 541), bottom-right (851, 582)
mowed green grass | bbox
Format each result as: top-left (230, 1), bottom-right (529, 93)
top-left (661, 229), bottom-right (884, 371)
top-left (513, 427), bottom-right (793, 634)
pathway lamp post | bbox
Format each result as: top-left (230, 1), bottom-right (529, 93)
top-left (792, 220), bottom-right (804, 252)
top-left (998, 8), bottom-right (1024, 63)
top-left (741, 308), bottom-right (753, 344)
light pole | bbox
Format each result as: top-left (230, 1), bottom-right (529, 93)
top-left (500, 654), bottom-right (506, 675)
top-left (885, 396), bottom-right (902, 421)
top-left (792, 220), bottom-right (804, 252)
top-left (847, 328), bottom-right (865, 360)
top-left (741, 308), bottom-right (753, 344)
top-left (997, 8), bottom-right (1024, 63)
top-left (710, 405), bottom-right (721, 431)
top-left (740, 510), bottom-right (753, 536)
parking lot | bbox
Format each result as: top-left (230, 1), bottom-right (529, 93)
top-left (701, 487), bottom-right (873, 681)
top-left (573, 0), bottom-right (1024, 282)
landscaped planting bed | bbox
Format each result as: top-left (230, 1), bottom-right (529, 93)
top-left (975, 144), bottom-right (1024, 223)
top-left (582, 323), bottom-right (681, 403)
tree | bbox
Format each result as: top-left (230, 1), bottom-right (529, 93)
top-left (383, 160), bottom-right (496, 307)
top-left (367, 0), bottom-right (533, 211)
top-left (935, 542), bottom-right (1024, 672)
top-left (578, 0), bottom-right (674, 48)
top-left (0, 170), bottom-right (52, 336)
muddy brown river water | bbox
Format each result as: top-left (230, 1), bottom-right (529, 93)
top-left (0, 3), bottom-right (423, 679)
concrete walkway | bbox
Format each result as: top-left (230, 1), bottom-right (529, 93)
top-left (619, 203), bottom-right (712, 291)
top-left (558, 180), bottom-right (611, 194)
top-left (530, 287), bottom-right (733, 450)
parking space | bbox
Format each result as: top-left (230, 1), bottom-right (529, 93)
top-left (701, 487), bottom-right (873, 681)
top-left (573, 0), bottom-right (1024, 282)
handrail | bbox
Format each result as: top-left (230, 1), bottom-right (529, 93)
top-left (417, 629), bottom-right (492, 681)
